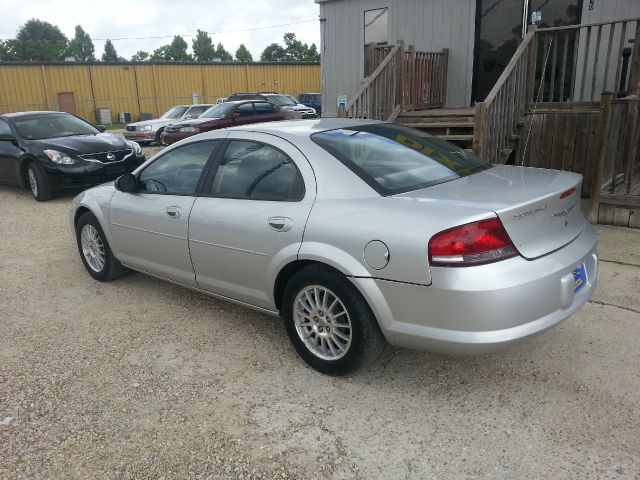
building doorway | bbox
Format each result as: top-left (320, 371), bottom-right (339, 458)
top-left (472, 0), bottom-right (583, 103)
top-left (57, 92), bottom-right (77, 115)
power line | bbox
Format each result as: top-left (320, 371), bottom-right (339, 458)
top-left (0, 18), bottom-right (318, 43)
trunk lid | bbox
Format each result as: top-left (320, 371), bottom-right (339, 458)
top-left (395, 165), bottom-right (585, 259)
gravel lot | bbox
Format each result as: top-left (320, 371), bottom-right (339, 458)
top-left (1, 158), bottom-right (640, 479)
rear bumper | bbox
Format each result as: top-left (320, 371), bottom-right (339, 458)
top-left (41, 155), bottom-right (146, 191)
top-left (351, 225), bottom-right (598, 354)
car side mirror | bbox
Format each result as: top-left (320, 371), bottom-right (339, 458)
top-left (0, 133), bottom-right (17, 145)
top-left (94, 124), bottom-right (106, 133)
top-left (115, 173), bottom-right (137, 192)
top-left (232, 112), bottom-right (240, 119)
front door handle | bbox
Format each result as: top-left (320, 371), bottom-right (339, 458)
top-left (166, 206), bottom-right (181, 219)
top-left (268, 216), bottom-right (293, 232)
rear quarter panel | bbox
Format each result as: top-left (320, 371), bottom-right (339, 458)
top-left (300, 196), bottom-right (496, 285)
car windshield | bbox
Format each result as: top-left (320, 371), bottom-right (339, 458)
top-left (161, 106), bottom-right (189, 119)
top-left (200, 103), bottom-right (235, 119)
top-left (266, 95), bottom-right (297, 107)
top-left (12, 114), bottom-right (99, 140)
top-left (312, 124), bottom-right (490, 195)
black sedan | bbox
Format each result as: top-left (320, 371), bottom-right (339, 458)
top-left (0, 111), bottom-right (146, 201)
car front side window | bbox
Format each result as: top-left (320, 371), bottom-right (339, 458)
top-left (138, 141), bottom-right (219, 195)
top-left (0, 119), bottom-right (13, 136)
top-left (208, 140), bottom-right (304, 201)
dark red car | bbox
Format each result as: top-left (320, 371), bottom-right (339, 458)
top-left (160, 100), bottom-right (299, 145)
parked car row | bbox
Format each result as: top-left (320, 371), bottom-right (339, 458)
top-left (125, 93), bottom-right (322, 146)
top-left (0, 93), bottom-right (322, 201)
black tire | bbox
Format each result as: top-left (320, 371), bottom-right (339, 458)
top-left (282, 264), bottom-right (385, 375)
top-left (155, 128), bottom-right (165, 145)
top-left (75, 212), bottom-right (126, 282)
top-left (26, 162), bottom-right (53, 201)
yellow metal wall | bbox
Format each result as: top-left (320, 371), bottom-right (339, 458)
top-left (0, 63), bottom-right (321, 122)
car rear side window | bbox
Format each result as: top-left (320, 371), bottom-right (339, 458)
top-left (138, 141), bottom-right (219, 195)
top-left (254, 102), bottom-right (276, 114)
top-left (237, 103), bottom-right (254, 117)
top-left (311, 124), bottom-right (490, 195)
top-left (207, 140), bottom-right (304, 201)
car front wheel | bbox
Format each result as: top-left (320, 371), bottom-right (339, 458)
top-left (75, 212), bottom-right (126, 282)
top-left (27, 162), bottom-right (52, 201)
top-left (282, 265), bottom-right (385, 375)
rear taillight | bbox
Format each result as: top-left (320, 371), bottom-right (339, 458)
top-left (428, 218), bottom-right (518, 267)
top-left (560, 187), bottom-right (577, 199)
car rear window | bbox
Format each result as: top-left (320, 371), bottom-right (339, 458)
top-left (311, 124), bottom-right (490, 195)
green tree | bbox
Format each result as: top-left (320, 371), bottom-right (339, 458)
top-left (166, 35), bottom-right (192, 61)
top-left (214, 42), bottom-right (232, 62)
top-left (192, 29), bottom-right (214, 61)
top-left (305, 43), bottom-right (320, 62)
top-left (131, 50), bottom-right (149, 61)
top-left (235, 44), bottom-right (253, 62)
top-left (7, 19), bottom-right (68, 61)
top-left (260, 43), bottom-right (287, 62)
top-left (150, 45), bottom-right (169, 61)
top-left (0, 40), bottom-right (16, 61)
top-left (101, 39), bottom-right (119, 61)
top-left (66, 25), bottom-right (95, 61)
top-left (282, 33), bottom-right (320, 61)
top-left (283, 32), bottom-right (306, 61)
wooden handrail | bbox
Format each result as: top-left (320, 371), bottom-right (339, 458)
top-left (344, 43), bottom-right (402, 112)
top-left (343, 42), bottom-right (448, 121)
top-left (537, 17), bottom-right (640, 32)
top-left (474, 29), bottom-right (537, 162)
top-left (484, 31), bottom-right (536, 106)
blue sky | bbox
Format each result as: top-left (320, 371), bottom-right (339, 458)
top-left (0, 0), bottom-right (321, 59)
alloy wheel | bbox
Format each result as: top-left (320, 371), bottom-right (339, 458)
top-left (293, 285), bottom-right (353, 361)
top-left (28, 167), bottom-right (38, 197)
top-left (80, 224), bottom-right (106, 272)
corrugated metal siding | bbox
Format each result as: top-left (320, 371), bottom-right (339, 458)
top-left (319, 0), bottom-right (476, 116)
top-left (572, 0), bottom-right (640, 100)
top-left (0, 63), bottom-right (320, 123)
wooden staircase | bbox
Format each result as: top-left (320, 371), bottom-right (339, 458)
top-left (397, 108), bottom-right (476, 148)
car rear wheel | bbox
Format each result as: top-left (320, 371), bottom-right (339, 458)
top-left (282, 265), bottom-right (385, 375)
top-left (75, 212), bottom-right (126, 282)
top-left (26, 162), bottom-right (52, 201)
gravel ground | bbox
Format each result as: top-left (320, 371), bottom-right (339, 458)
top-left (1, 175), bottom-right (639, 479)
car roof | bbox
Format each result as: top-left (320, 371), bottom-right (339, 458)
top-left (225, 118), bottom-right (384, 141)
top-left (1, 111), bottom-right (70, 119)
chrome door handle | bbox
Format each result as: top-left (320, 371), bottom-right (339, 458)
top-left (267, 217), bottom-right (293, 232)
top-left (166, 206), bottom-right (181, 219)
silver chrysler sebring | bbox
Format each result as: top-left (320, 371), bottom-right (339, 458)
top-left (70, 119), bottom-right (598, 374)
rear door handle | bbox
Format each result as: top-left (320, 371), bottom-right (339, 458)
top-left (268, 216), bottom-right (293, 232)
top-left (166, 206), bottom-right (181, 219)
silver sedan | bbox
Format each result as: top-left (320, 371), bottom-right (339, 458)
top-left (70, 119), bottom-right (598, 374)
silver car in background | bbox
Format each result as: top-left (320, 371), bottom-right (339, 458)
top-left (70, 119), bottom-right (597, 374)
top-left (123, 104), bottom-right (213, 145)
